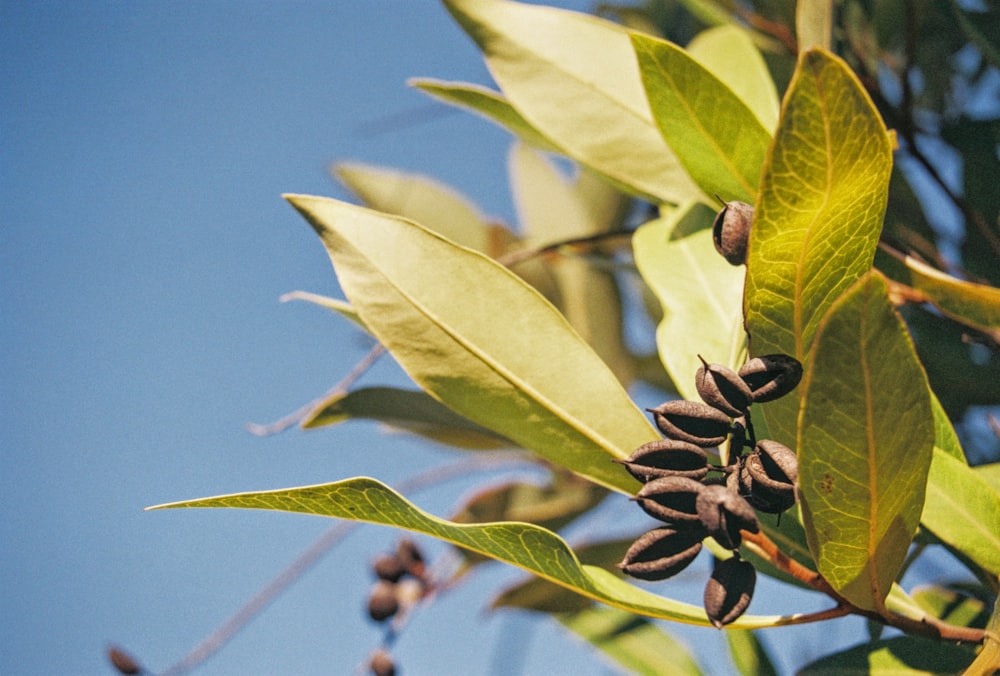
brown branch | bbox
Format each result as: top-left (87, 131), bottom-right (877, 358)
top-left (741, 529), bottom-right (987, 644)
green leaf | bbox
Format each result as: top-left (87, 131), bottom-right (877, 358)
top-left (685, 25), bottom-right (780, 132)
top-left (974, 462), bottom-right (1000, 493)
top-left (796, 636), bottom-right (974, 675)
top-left (333, 162), bottom-right (504, 256)
top-left (301, 386), bottom-right (511, 450)
top-left (798, 271), bottom-right (934, 612)
top-left (889, 249), bottom-right (1000, 340)
top-left (911, 586), bottom-right (990, 629)
top-left (725, 630), bottom-right (778, 676)
top-left (632, 201), bottom-right (746, 399)
top-left (149, 477), bottom-right (804, 628)
top-left (558, 606), bottom-right (704, 676)
top-left (965, 595), bottom-right (1000, 676)
top-left (921, 448), bottom-right (1000, 577)
top-left (443, 0), bottom-right (699, 204)
top-left (508, 143), bottom-right (632, 383)
top-left (744, 48), bottom-right (893, 445)
top-left (409, 78), bottom-right (561, 153)
top-left (285, 194), bottom-right (656, 493)
top-left (631, 32), bottom-right (772, 203)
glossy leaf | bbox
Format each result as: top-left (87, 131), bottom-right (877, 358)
top-left (631, 32), bottom-right (772, 203)
top-left (921, 448), bottom-right (1000, 577)
top-left (798, 272), bottom-right (934, 612)
top-left (301, 386), bottom-right (511, 450)
top-left (911, 586), bottom-right (989, 629)
top-left (409, 78), bottom-right (560, 153)
top-left (975, 462), bottom-right (1000, 493)
top-left (443, 0), bottom-right (699, 203)
top-left (633, 201), bottom-right (746, 400)
top-left (796, 636), bottom-right (974, 675)
top-left (685, 25), bottom-right (780, 132)
top-left (558, 606), bottom-right (704, 676)
top-left (150, 477), bottom-right (801, 628)
top-left (285, 194), bottom-right (656, 493)
top-left (744, 49), bottom-right (893, 445)
top-left (333, 162), bottom-right (504, 256)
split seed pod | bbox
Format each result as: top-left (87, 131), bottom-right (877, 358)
top-left (712, 200), bottom-right (754, 265)
top-left (616, 439), bottom-right (709, 482)
top-left (704, 556), bottom-right (757, 628)
top-left (618, 527), bottom-right (705, 581)
top-left (695, 484), bottom-right (760, 550)
top-left (647, 400), bottom-right (732, 447)
top-left (696, 356), bottom-right (753, 417)
top-left (372, 553), bottom-right (407, 583)
top-left (743, 440), bottom-right (798, 513)
top-left (738, 354), bottom-right (803, 403)
top-left (633, 476), bottom-right (705, 526)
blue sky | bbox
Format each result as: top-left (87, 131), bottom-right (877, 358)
top-left (1, 2), bottom-right (877, 674)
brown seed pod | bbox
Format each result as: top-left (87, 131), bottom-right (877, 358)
top-left (369, 649), bottom-right (397, 676)
top-left (738, 354), bottom-right (803, 403)
top-left (107, 646), bottom-right (142, 675)
top-left (616, 439), bottom-right (710, 482)
top-left (396, 538), bottom-right (426, 580)
top-left (712, 200), bottom-right (754, 265)
top-left (704, 555), bottom-right (757, 628)
top-left (617, 527), bottom-right (705, 581)
top-left (742, 441), bottom-right (798, 513)
top-left (695, 356), bottom-right (753, 417)
top-left (372, 553), bottom-right (407, 583)
top-left (754, 439), bottom-right (798, 484)
top-left (633, 476), bottom-right (705, 526)
top-left (367, 580), bottom-right (400, 622)
top-left (695, 484), bottom-right (760, 550)
top-left (646, 400), bottom-right (732, 447)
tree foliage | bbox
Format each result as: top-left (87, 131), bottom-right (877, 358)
top-left (139, 1), bottom-right (1000, 674)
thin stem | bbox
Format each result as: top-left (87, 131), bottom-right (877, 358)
top-left (496, 231), bottom-right (633, 268)
top-left (246, 343), bottom-right (386, 436)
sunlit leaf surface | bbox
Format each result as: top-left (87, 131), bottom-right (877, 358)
top-left (798, 272), bottom-right (934, 612)
top-left (285, 194), bottom-right (656, 493)
top-left (443, 0), bottom-right (699, 203)
top-left (632, 32), bottom-right (772, 203)
top-left (150, 477), bottom-right (804, 628)
top-left (796, 636), bottom-right (974, 674)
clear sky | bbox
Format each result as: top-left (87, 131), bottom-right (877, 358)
top-left (2, 2), bottom-right (869, 675)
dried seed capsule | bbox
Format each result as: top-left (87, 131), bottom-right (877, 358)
top-left (738, 354), bottom-right (803, 403)
top-left (742, 440), bottom-right (798, 513)
top-left (704, 556), bottom-right (757, 628)
top-left (107, 646), bottom-right (142, 675)
top-left (617, 527), bottom-right (705, 581)
top-left (396, 538), bottom-right (426, 581)
top-left (633, 476), bottom-right (705, 526)
top-left (647, 400), bottom-right (732, 447)
top-left (695, 484), bottom-right (760, 550)
top-left (369, 649), bottom-right (396, 676)
top-left (367, 580), bottom-right (400, 622)
top-left (695, 356), bottom-right (753, 417)
top-left (712, 200), bottom-right (754, 265)
top-left (372, 553), bottom-right (407, 583)
top-left (616, 439), bottom-right (709, 482)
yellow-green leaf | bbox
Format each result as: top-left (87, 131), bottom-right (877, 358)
top-left (149, 477), bottom-right (804, 628)
top-left (279, 290), bottom-right (369, 333)
top-left (798, 271), bottom-right (934, 612)
top-left (796, 0), bottom-right (833, 52)
top-left (333, 162), bottom-right (503, 255)
top-left (409, 78), bottom-right (560, 153)
top-left (301, 386), bottom-right (511, 450)
top-left (744, 48), bottom-right (893, 444)
top-left (285, 194), bottom-right (656, 493)
top-left (685, 25), bottom-right (780, 132)
top-left (797, 636), bottom-right (975, 675)
top-left (633, 201), bottom-right (746, 399)
top-left (443, 0), bottom-right (699, 204)
top-left (631, 32), bottom-right (772, 203)
top-left (921, 448), bottom-right (1000, 577)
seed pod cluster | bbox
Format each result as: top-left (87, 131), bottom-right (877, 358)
top-left (617, 352), bottom-right (802, 626)
top-left (365, 538), bottom-right (429, 624)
